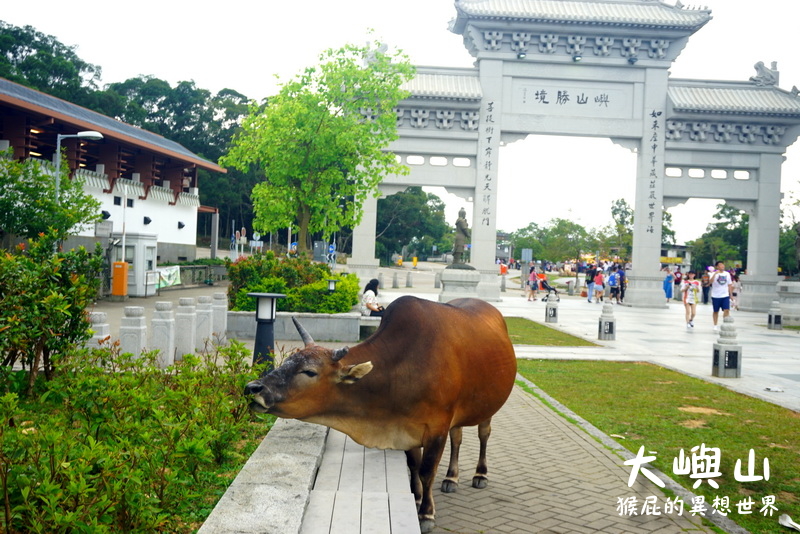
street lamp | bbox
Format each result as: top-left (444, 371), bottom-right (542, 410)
top-left (248, 292), bottom-right (286, 366)
top-left (327, 279), bottom-right (339, 293)
top-left (54, 130), bottom-right (104, 205)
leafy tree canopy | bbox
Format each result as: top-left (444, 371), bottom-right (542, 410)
top-left (0, 150), bottom-right (101, 244)
top-left (375, 187), bottom-right (450, 264)
top-left (219, 41), bottom-right (415, 252)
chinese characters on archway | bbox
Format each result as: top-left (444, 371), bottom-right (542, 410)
top-left (619, 444), bottom-right (776, 517)
top-left (646, 110), bottom-right (663, 235)
top-left (480, 100), bottom-right (498, 227)
top-left (522, 88), bottom-right (611, 108)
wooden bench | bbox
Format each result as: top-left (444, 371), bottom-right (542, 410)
top-left (300, 429), bottom-right (420, 534)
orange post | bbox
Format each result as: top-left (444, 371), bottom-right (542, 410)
top-left (112, 262), bottom-right (129, 296)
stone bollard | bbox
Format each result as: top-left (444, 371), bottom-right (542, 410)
top-left (120, 306), bottom-right (146, 358)
top-left (405, 271), bottom-right (413, 288)
top-left (392, 272), bottom-right (399, 288)
top-left (175, 297), bottom-right (197, 361)
top-left (434, 272), bottom-right (441, 289)
top-left (212, 292), bottom-right (228, 343)
top-left (597, 302), bottom-right (616, 340)
top-left (768, 300), bottom-right (783, 330)
top-left (378, 273), bottom-right (384, 289)
top-left (87, 311), bottom-right (111, 348)
top-left (545, 299), bottom-right (558, 323)
top-left (712, 315), bottom-right (742, 378)
top-left (150, 302), bottom-right (176, 368)
top-left (196, 296), bottom-right (213, 351)
top-left (500, 274), bottom-right (506, 293)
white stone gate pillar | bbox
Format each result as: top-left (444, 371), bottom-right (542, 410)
top-left (626, 68), bottom-right (669, 308)
top-left (740, 153), bottom-right (783, 311)
top-left (346, 193), bottom-right (380, 283)
top-left (472, 59), bottom-right (502, 300)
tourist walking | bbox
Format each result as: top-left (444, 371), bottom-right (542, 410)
top-left (585, 263), bottom-right (597, 303)
top-left (673, 267), bottom-right (683, 301)
top-left (700, 269), bottom-right (711, 304)
top-left (618, 268), bottom-right (627, 303)
top-left (709, 261), bottom-right (732, 331)
top-left (607, 266), bottom-right (621, 304)
top-left (593, 269), bottom-right (605, 303)
top-left (662, 267), bottom-right (675, 303)
top-left (731, 274), bottom-right (743, 310)
top-left (681, 270), bottom-right (701, 330)
top-left (527, 266), bottom-right (539, 301)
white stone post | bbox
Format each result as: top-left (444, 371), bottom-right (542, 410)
top-left (712, 315), bottom-right (742, 378)
top-left (196, 295), bottom-right (213, 351)
top-left (175, 297), bottom-right (197, 361)
top-left (120, 306), bottom-right (146, 359)
top-left (405, 271), bottom-right (413, 288)
top-left (87, 312), bottom-right (110, 348)
top-left (212, 292), bottom-right (228, 343)
top-left (598, 303), bottom-right (616, 341)
top-left (150, 301), bottom-right (176, 368)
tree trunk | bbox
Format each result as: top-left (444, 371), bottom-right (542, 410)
top-left (296, 205), bottom-right (312, 253)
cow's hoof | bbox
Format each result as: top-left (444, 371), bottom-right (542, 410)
top-left (441, 478), bottom-right (459, 493)
top-left (419, 517), bottom-right (436, 533)
top-left (472, 475), bottom-right (488, 489)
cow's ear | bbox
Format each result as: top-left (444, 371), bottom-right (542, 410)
top-left (339, 362), bottom-right (373, 384)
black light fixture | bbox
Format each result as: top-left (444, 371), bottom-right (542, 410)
top-left (572, 54), bottom-right (582, 62)
top-left (628, 56), bottom-right (638, 65)
top-left (327, 279), bottom-right (339, 293)
top-left (248, 292), bottom-right (286, 365)
top-left (177, 221), bottom-right (185, 229)
top-left (517, 51), bottom-right (527, 59)
top-left (143, 216), bottom-right (152, 225)
top-left (101, 210), bottom-right (111, 220)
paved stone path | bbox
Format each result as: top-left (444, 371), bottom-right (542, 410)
top-left (428, 386), bottom-right (713, 534)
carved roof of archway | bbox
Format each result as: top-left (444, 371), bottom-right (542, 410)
top-left (401, 68), bottom-right (482, 101)
top-left (669, 81), bottom-right (800, 118)
top-left (452, 0), bottom-right (711, 31)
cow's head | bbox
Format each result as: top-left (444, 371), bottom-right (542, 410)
top-left (243, 317), bottom-right (373, 419)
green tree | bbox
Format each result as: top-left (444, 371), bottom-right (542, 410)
top-left (510, 222), bottom-right (545, 261)
top-left (539, 218), bottom-right (595, 267)
top-left (688, 203), bottom-right (748, 271)
top-left (610, 198), bottom-right (633, 258)
top-left (375, 187), bottom-right (449, 264)
top-left (220, 41), bottom-right (415, 253)
top-left (0, 150), bottom-right (101, 247)
top-left (0, 21), bottom-right (102, 107)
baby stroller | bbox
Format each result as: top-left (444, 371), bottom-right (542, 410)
top-left (540, 279), bottom-right (560, 302)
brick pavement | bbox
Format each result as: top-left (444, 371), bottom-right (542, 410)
top-left (428, 386), bottom-right (714, 534)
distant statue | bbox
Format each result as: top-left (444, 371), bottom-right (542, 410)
top-left (452, 207), bottom-right (471, 264)
top-left (750, 61), bottom-right (779, 86)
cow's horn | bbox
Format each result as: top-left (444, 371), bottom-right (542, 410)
top-left (292, 317), bottom-right (315, 346)
top-left (332, 347), bottom-right (349, 362)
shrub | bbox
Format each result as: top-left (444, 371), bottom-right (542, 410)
top-left (0, 340), bottom-right (272, 533)
top-left (226, 252), bottom-right (359, 314)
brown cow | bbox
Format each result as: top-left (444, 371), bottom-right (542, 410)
top-left (244, 295), bottom-right (517, 533)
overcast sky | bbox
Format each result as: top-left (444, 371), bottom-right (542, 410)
top-left (4, 0), bottom-right (799, 244)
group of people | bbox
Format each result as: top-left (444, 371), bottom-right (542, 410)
top-left (583, 263), bottom-right (626, 305)
top-left (664, 261), bottom-right (738, 331)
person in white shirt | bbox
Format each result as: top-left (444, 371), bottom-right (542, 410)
top-left (709, 261), bottom-right (732, 331)
top-left (680, 270), bottom-right (701, 330)
top-left (360, 278), bottom-right (385, 317)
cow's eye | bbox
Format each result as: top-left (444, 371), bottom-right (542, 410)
top-left (301, 370), bottom-right (318, 378)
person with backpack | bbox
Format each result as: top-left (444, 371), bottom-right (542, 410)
top-left (607, 266), bottom-right (621, 304)
top-left (585, 263), bottom-right (597, 303)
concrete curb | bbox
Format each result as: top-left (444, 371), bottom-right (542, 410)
top-left (198, 418), bottom-right (328, 534)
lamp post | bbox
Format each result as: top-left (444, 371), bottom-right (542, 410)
top-left (248, 292), bottom-right (286, 366)
top-left (327, 279), bottom-right (339, 293)
top-left (54, 130), bottom-right (104, 205)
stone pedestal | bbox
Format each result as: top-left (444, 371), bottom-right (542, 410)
top-left (120, 306), bottom-right (146, 359)
top-left (175, 297), bottom-right (197, 361)
top-left (212, 292), bottom-right (228, 343)
top-left (768, 300), bottom-right (783, 330)
top-left (598, 303), bottom-right (616, 340)
top-left (87, 312), bottom-right (111, 348)
top-left (151, 301), bottom-right (176, 368)
top-left (739, 274), bottom-right (784, 313)
top-left (623, 270), bottom-right (667, 308)
top-left (712, 315), bottom-right (742, 378)
top-left (776, 280), bottom-right (800, 326)
top-left (196, 296), bottom-right (213, 350)
top-left (439, 265), bottom-right (481, 303)
top-left (545, 300), bottom-right (558, 323)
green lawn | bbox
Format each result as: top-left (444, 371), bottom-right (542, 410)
top-left (504, 316), bottom-right (597, 347)
top-left (517, 359), bottom-right (800, 534)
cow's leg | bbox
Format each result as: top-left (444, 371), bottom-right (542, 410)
top-left (405, 447), bottom-right (423, 507)
top-left (472, 418), bottom-right (492, 489)
top-left (418, 434), bottom-right (447, 534)
top-left (441, 426), bottom-right (462, 493)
